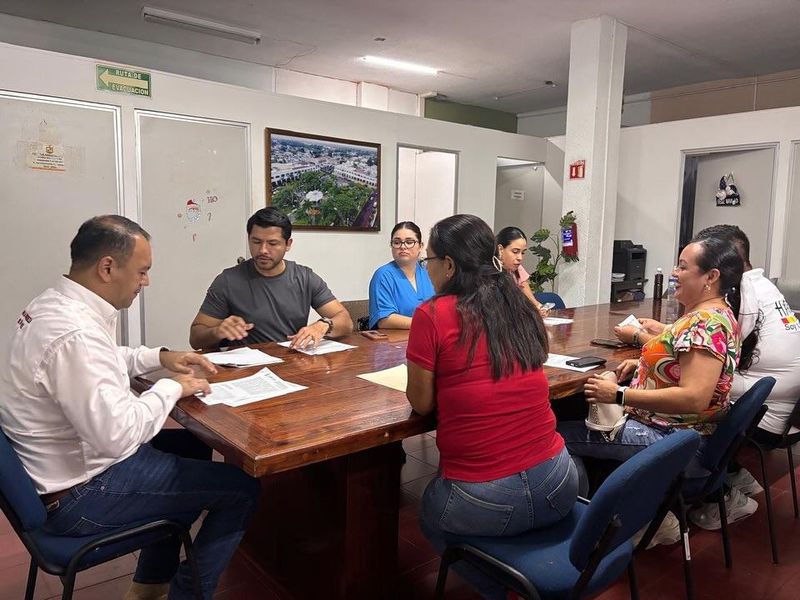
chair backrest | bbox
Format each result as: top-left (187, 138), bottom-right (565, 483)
top-left (341, 299), bottom-right (370, 331)
top-left (534, 292), bottom-right (566, 310)
top-left (0, 433), bottom-right (47, 532)
top-left (700, 376), bottom-right (776, 474)
top-left (569, 429), bottom-right (700, 570)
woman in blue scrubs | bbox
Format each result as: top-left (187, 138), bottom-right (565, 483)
top-left (368, 221), bottom-right (435, 329)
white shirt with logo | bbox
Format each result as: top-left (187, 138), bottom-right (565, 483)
top-left (731, 269), bottom-right (800, 434)
top-left (0, 276), bottom-right (182, 493)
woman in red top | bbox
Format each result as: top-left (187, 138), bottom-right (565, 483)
top-left (407, 214), bottom-right (578, 600)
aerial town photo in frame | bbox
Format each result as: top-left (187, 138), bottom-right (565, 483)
top-left (266, 129), bottom-right (380, 231)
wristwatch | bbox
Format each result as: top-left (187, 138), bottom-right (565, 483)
top-left (317, 317), bottom-right (334, 335)
top-left (615, 385), bottom-right (628, 407)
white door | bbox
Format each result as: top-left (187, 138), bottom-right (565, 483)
top-left (137, 112), bottom-right (250, 349)
top-left (0, 93), bottom-right (121, 365)
top-left (397, 146), bottom-right (457, 243)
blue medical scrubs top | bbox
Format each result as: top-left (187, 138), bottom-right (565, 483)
top-left (368, 261), bottom-right (435, 329)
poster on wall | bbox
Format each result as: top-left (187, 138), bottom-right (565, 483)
top-left (715, 173), bottom-right (741, 207)
top-left (265, 128), bottom-right (380, 231)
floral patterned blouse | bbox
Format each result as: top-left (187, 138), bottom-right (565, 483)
top-left (626, 307), bottom-right (741, 435)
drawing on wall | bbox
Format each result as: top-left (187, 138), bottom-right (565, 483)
top-left (266, 128), bottom-right (380, 231)
top-left (176, 189), bottom-right (221, 241)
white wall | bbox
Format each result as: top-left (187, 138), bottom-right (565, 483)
top-left (517, 92), bottom-right (652, 137)
top-left (786, 143), bottom-right (800, 279)
top-left (546, 107), bottom-right (800, 302)
top-left (693, 148), bottom-right (775, 271)
top-left (0, 41), bottom-right (546, 344)
top-left (0, 12), bottom-right (419, 117)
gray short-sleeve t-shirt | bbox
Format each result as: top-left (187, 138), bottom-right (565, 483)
top-left (199, 259), bottom-right (336, 344)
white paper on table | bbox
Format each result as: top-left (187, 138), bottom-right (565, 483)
top-left (203, 347), bottom-right (283, 366)
top-left (618, 314), bottom-right (642, 329)
top-left (543, 317), bottom-right (574, 326)
top-left (357, 364), bottom-right (408, 392)
top-left (200, 367), bottom-right (306, 407)
top-left (276, 339), bottom-right (357, 355)
top-left (544, 353), bottom-right (605, 373)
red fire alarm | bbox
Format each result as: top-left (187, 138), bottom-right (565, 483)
top-left (569, 160), bottom-right (586, 180)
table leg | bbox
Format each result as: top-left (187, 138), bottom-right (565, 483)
top-left (240, 442), bottom-right (404, 599)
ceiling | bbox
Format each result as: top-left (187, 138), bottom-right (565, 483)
top-left (2, 0), bottom-right (800, 114)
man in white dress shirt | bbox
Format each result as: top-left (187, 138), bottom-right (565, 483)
top-left (0, 215), bottom-right (260, 600)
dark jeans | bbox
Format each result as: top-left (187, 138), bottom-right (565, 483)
top-left (43, 430), bottom-right (260, 600)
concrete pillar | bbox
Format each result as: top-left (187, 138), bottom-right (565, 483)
top-left (559, 16), bottom-right (627, 306)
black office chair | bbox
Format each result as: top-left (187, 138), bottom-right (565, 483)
top-left (0, 433), bottom-right (203, 600)
top-left (741, 394), bottom-right (800, 564)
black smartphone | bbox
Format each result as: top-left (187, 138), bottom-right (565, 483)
top-left (565, 356), bottom-right (607, 368)
top-left (590, 338), bottom-right (627, 349)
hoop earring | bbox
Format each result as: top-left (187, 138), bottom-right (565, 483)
top-left (492, 255), bottom-right (503, 273)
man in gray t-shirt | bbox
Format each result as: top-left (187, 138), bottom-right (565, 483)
top-left (190, 208), bottom-right (352, 349)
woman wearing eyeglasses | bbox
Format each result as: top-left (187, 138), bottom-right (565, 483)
top-left (496, 226), bottom-right (546, 313)
top-left (367, 221), bottom-right (435, 329)
top-left (408, 215), bottom-right (577, 599)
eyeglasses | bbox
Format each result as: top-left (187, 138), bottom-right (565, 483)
top-left (391, 239), bottom-right (419, 248)
top-left (418, 256), bottom-right (443, 268)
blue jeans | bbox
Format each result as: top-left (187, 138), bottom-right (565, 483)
top-left (557, 419), bottom-right (710, 495)
top-left (420, 447), bottom-right (579, 600)
top-left (43, 435), bottom-right (260, 600)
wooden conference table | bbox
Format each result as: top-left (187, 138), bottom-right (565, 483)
top-left (148, 300), bottom-right (656, 599)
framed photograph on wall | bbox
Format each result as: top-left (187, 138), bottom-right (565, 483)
top-left (266, 128), bottom-right (380, 231)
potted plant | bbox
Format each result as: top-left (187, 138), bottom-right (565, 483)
top-left (529, 211), bottom-right (579, 293)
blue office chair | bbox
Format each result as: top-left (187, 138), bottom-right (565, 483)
top-left (534, 292), bottom-right (566, 310)
top-left (434, 429), bottom-right (701, 600)
top-left (0, 433), bottom-right (203, 600)
top-left (676, 376), bottom-right (775, 598)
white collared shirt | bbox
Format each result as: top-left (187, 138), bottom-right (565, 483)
top-left (0, 276), bottom-right (182, 493)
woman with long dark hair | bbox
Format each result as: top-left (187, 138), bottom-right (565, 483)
top-left (406, 214), bottom-right (577, 599)
top-left (495, 226), bottom-right (546, 312)
top-left (560, 234), bottom-right (746, 466)
top-left (368, 221), bottom-right (434, 329)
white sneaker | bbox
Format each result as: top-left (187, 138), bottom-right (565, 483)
top-left (728, 468), bottom-right (764, 496)
top-left (688, 487), bottom-right (758, 531)
top-left (631, 511), bottom-right (681, 549)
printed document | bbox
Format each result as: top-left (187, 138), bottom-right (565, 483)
top-left (277, 339), bottom-right (357, 355)
top-left (200, 367), bottom-right (306, 407)
top-left (203, 347), bottom-right (283, 367)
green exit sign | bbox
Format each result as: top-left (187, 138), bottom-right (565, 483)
top-left (96, 65), bottom-right (151, 97)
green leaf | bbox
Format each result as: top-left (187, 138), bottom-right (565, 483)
top-left (559, 211), bottom-right (576, 228)
top-left (531, 246), bottom-right (552, 262)
top-left (530, 228), bottom-right (550, 243)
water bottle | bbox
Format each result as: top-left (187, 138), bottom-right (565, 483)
top-left (653, 267), bottom-right (664, 299)
top-left (664, 273), bottom-right (680, 324)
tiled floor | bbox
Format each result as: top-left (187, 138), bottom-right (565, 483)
top-left (2, 434), bottom-right (800, 599)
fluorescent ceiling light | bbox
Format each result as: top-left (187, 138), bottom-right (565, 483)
top-left (361, 55), bottom-right (438, 75)
top-left (142, 6), bottom-right (262, 45)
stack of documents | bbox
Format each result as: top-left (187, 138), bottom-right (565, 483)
top-left (277, 339), bottom-right (357, 356)
top-left (200, 367), bottom-right (306, 407)
top-left (203, 347), bottom-right (283, 367)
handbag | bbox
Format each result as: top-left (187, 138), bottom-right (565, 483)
top-left (584, 371), bottom-right (628, 441)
